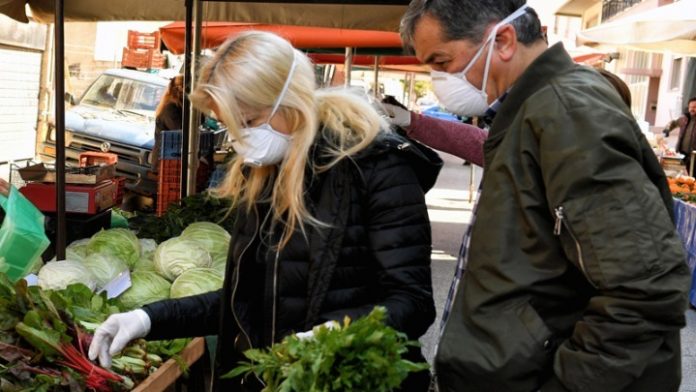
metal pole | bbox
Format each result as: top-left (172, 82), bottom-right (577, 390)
top-left (54, 0), bottom-right (66, 260)
top-left (187, 0), bottom-right (202, 196)
top-left (373, 55), bottom-right (380, 98)
top-left (344, 47), bottom-right (353, 87)
top-left (181, 0), bottom-right (193, 198)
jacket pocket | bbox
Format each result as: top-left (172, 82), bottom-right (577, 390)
top-left (554, 187), bottom-right (664, 289)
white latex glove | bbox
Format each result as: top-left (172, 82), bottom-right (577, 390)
top-left (295, 320), bottom-right (340, 340)
top-left (88, 309), bottom-right (151, 368)
top-left (381, 103), bottom-right (412, 128)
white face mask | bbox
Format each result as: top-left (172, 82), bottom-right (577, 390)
top-left (232, 53), bottom-right (297, 167)
top-left (432, 5), bottom-right (529, 117)
top-left (430, 70), bottom-right (475, 117)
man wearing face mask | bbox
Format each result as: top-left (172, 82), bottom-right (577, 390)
top-left (401, 1), bottom-right (690, 391)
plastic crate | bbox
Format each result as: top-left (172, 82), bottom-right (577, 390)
top-left (122, 47), bottom-right (166, 70)
top-left (127, 30), bottom-right (161, 50)
top-left (160, 130), bottom-right (182, 160)
top-left (157, 159), bottom-right (181, 216)
top-left (78, 152), bottom-right (118, 167)
top-left (113, 176), bottom-right (127, 206)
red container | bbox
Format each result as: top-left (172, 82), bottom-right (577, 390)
top-left (157, 159), bottom-right (181, 216)
top-left (113, 176), bottom-right (127, 206)
top-left (122, 48), bottom-right (166, 70)
top-left (79, 152), bottom-right (118, 167)
top-left (127, 30), bottom-right (161, 50)
top-left (20, 181), bottom-right (116, 214)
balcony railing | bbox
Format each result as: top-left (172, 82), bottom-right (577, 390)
top-left (601, 0), bottom-right (642, 21)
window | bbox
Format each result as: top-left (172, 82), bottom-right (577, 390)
top-left (670, 57), bottom-right (683, 90)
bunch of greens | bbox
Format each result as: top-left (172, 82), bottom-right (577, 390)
top-left (225, 307), bottom-right (429, 392)
top-left (128, 192), bottom-right (234, 243)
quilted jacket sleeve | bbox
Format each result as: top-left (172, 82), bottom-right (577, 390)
top-left (142, 289), bottom-right (222, 340)
top-left (318, 149), bottom-right (436, 339)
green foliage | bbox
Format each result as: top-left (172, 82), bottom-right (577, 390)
top-left (226, 307), bottom-right (429, 392)
top-left (128, 192), bottom-right (234, 244)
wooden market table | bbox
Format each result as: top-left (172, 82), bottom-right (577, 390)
top-left (132, 337), bottom-right (206, 392)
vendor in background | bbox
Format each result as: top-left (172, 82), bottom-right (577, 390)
top-left (89, 31), bottom-right (440, 391)
top-left (664, 97), bottom-right (696, 169)
top-left (150, 75), bottom-right (184, 170)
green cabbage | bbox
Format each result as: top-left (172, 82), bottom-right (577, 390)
top-left (118, 271), bottom-right (171, 310)
top-left (87, 229), bottom-right (141, 269)
top-left (211, 257), bottom-right (226, 277)
top-left (82, 253), bottom-right (129, 288)
top-left (133, 256), bottom-right (157, 273)
top-left (180, 222), bottom-right (230, 263)
top-left (67, 238), bottom-right (90, 258)
top-left (154, 237), bottom-right (212, 281)
top-left (38, 260), bottom-right (97, 291)
top-left (139, 239), bottom-right (158, 260)
top-left (170, 268), bottom-right (224, 298)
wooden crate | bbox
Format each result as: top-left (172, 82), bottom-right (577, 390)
top-left (122, 47), bottom-right (166, 70)
top-left (132, 337), bottom-right (205, 392)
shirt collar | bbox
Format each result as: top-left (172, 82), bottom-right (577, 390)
top-left (481, 91), bottom-right (510, 126)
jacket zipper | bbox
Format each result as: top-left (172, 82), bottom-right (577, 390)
top-left (271, 249), bottom-right (280, 344)
top-left (553, 206), bottom-right (598, 289)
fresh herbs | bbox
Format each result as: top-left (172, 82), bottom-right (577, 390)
top-left (226, 307), bottom-right (429, 392)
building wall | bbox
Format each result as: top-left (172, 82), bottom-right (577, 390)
top-left (656, 53), bottom-right (690, 127)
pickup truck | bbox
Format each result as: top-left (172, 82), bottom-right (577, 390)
top-left (38, 69), bottom-right (169, 198)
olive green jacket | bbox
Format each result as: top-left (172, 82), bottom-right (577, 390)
top-left (435, 43), bottom-right (690, 392)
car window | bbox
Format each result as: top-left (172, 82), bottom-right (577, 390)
top-left (81, 75), bottom-right (165, 113)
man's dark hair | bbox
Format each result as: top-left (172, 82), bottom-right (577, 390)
top-left (400, 0), bottom-right (544, 52)
top-left (689, 97), bottom-right (696, 105)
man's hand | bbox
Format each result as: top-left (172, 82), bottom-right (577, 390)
top-left (0, 178), bottom-right (9, 197)
top-left (88, 309), bottom-right (151, 368)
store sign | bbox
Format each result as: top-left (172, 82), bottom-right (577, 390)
top-left (0, 14), bottom-right (46, 51)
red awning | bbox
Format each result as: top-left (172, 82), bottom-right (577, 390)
top-left (160, 21), bottom-right (406, 54)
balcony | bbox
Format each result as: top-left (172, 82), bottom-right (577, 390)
top-left (601, 0), bottom-right (642, 21)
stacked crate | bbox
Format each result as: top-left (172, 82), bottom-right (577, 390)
top-left (156, 131), bottom-right (182, 216)
top-left (122, 30), bottom-right (166, 70)
top-left (78, 152), bottom-right (126, 206)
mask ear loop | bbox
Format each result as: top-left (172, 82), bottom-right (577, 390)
top-left (265, 51), bottom-right (298, 125)
top-left (480, 4), bottom-right (529, 92)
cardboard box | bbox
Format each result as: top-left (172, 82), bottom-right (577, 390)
top-left (20, 181), bottom-right (117, 214)
top-left (18, 163), bottom-right (115, 185)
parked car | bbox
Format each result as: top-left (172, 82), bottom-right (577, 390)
top-left (38, 69), bottom-right (169, 197)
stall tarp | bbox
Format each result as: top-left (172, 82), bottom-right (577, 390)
top-left (160, 21), bottom-right (405, 54)
top-left (576, 0), bottom-right (696, 55)
top-left (1, 1), bottom-right (408, 32)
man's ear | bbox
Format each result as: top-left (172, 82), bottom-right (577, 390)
top-left (494, 24), bottom-right (517, 62)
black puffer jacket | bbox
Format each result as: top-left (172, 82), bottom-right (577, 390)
top-left (143, 132), bottom-right (442, 391)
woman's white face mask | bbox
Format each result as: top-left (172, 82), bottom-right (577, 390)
top-left (431, 5), bottom-right (529, 117)
top-left (232, 53), bottom-right (297, 167)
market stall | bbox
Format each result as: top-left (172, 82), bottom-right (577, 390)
top-left (673, 198), bottom-right (696, 307)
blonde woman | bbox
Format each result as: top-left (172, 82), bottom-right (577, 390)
top-left (90, 31), bottom-right (441, 391)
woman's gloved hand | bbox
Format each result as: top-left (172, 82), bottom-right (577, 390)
top-left (88, 309), bottom-right (151, 367)
top-left (380, 103), bottom-right (412, 128)
top-left (295, 320), bottom-right (340, 340)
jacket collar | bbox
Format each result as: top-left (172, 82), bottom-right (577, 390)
top-left (483, 43), bottom-right (575, 153)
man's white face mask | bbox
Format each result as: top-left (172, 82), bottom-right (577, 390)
top-left (232, 52), bottom-right (297, 167)
top-left (431, 4), bottom-right (528, 117)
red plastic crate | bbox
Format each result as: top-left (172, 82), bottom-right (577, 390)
top-left (157, 159), bottom-right (181, 216)
top-left (113, 176), bottom-right (126, 206)
top-left (79, 152), bottom-right (118, 167)
top-left (127, 30), bottom-right (161, 50)
top-left (122, 47), bottom-right (166, 70)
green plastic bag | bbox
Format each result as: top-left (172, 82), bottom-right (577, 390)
top-left (0, 186), bottom-right (50, 282)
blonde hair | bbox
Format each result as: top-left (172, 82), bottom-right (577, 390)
top-left (190, 31), bottom-right (388, 247)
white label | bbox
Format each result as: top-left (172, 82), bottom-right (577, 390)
top-left (65, 191), bottom-right (89, 213)
top-left (99, 269), bottom-right (132, 299)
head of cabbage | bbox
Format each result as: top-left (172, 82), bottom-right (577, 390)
top-left (154, 237), bottom-right (212, 281)
top-left (139, 238), bottom-right (158, 261)
top-left (170, 268), bottom-right (224, 298)
top-left (118, 271), bottom-right (171, 310)
top-left (180, 222), bottom-right (230, 263)
top-left (87, 229), bottom-right (141, 269)
top-left (67, 238), bottom-right (90, 258)
top-left (81, 253), bottom-right (129, 288)
top-left (38, 260), bottom-right (97, 291)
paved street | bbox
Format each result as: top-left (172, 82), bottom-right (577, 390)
top-left (420, 149), bottom-right (696, 390)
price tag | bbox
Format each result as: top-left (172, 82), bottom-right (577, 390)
top-left (98, 269), bottom-right (132, 299)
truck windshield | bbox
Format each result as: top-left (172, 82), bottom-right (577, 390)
top-left (81, 75), bottom-right (165, 113)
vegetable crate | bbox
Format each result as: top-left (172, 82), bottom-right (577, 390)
top-left (127, 30), bottom-right (161, 50)
top-left (113, 176), bottom-right (127, 206)
top-left (132, 338), bottom-right (206, 392)
top-left (157, 159), bottom-right (181, 216)
top-left (78, 151), bottom-right (118, 167)
top-left (122, 47), bottom-right (166, 70)
top-left (160, 130), bottom-right (182, 159)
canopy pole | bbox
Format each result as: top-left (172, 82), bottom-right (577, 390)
top-left (186, 0), bottom-right (202, 196)
top-left (373, 55), bottom-right (380, 98)
top-left (54, 0), bottom-right (66, 260)
top-left (181, 0), bottom-right (193, 199)
top-left (344, 47), bottom-right (353, 87)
